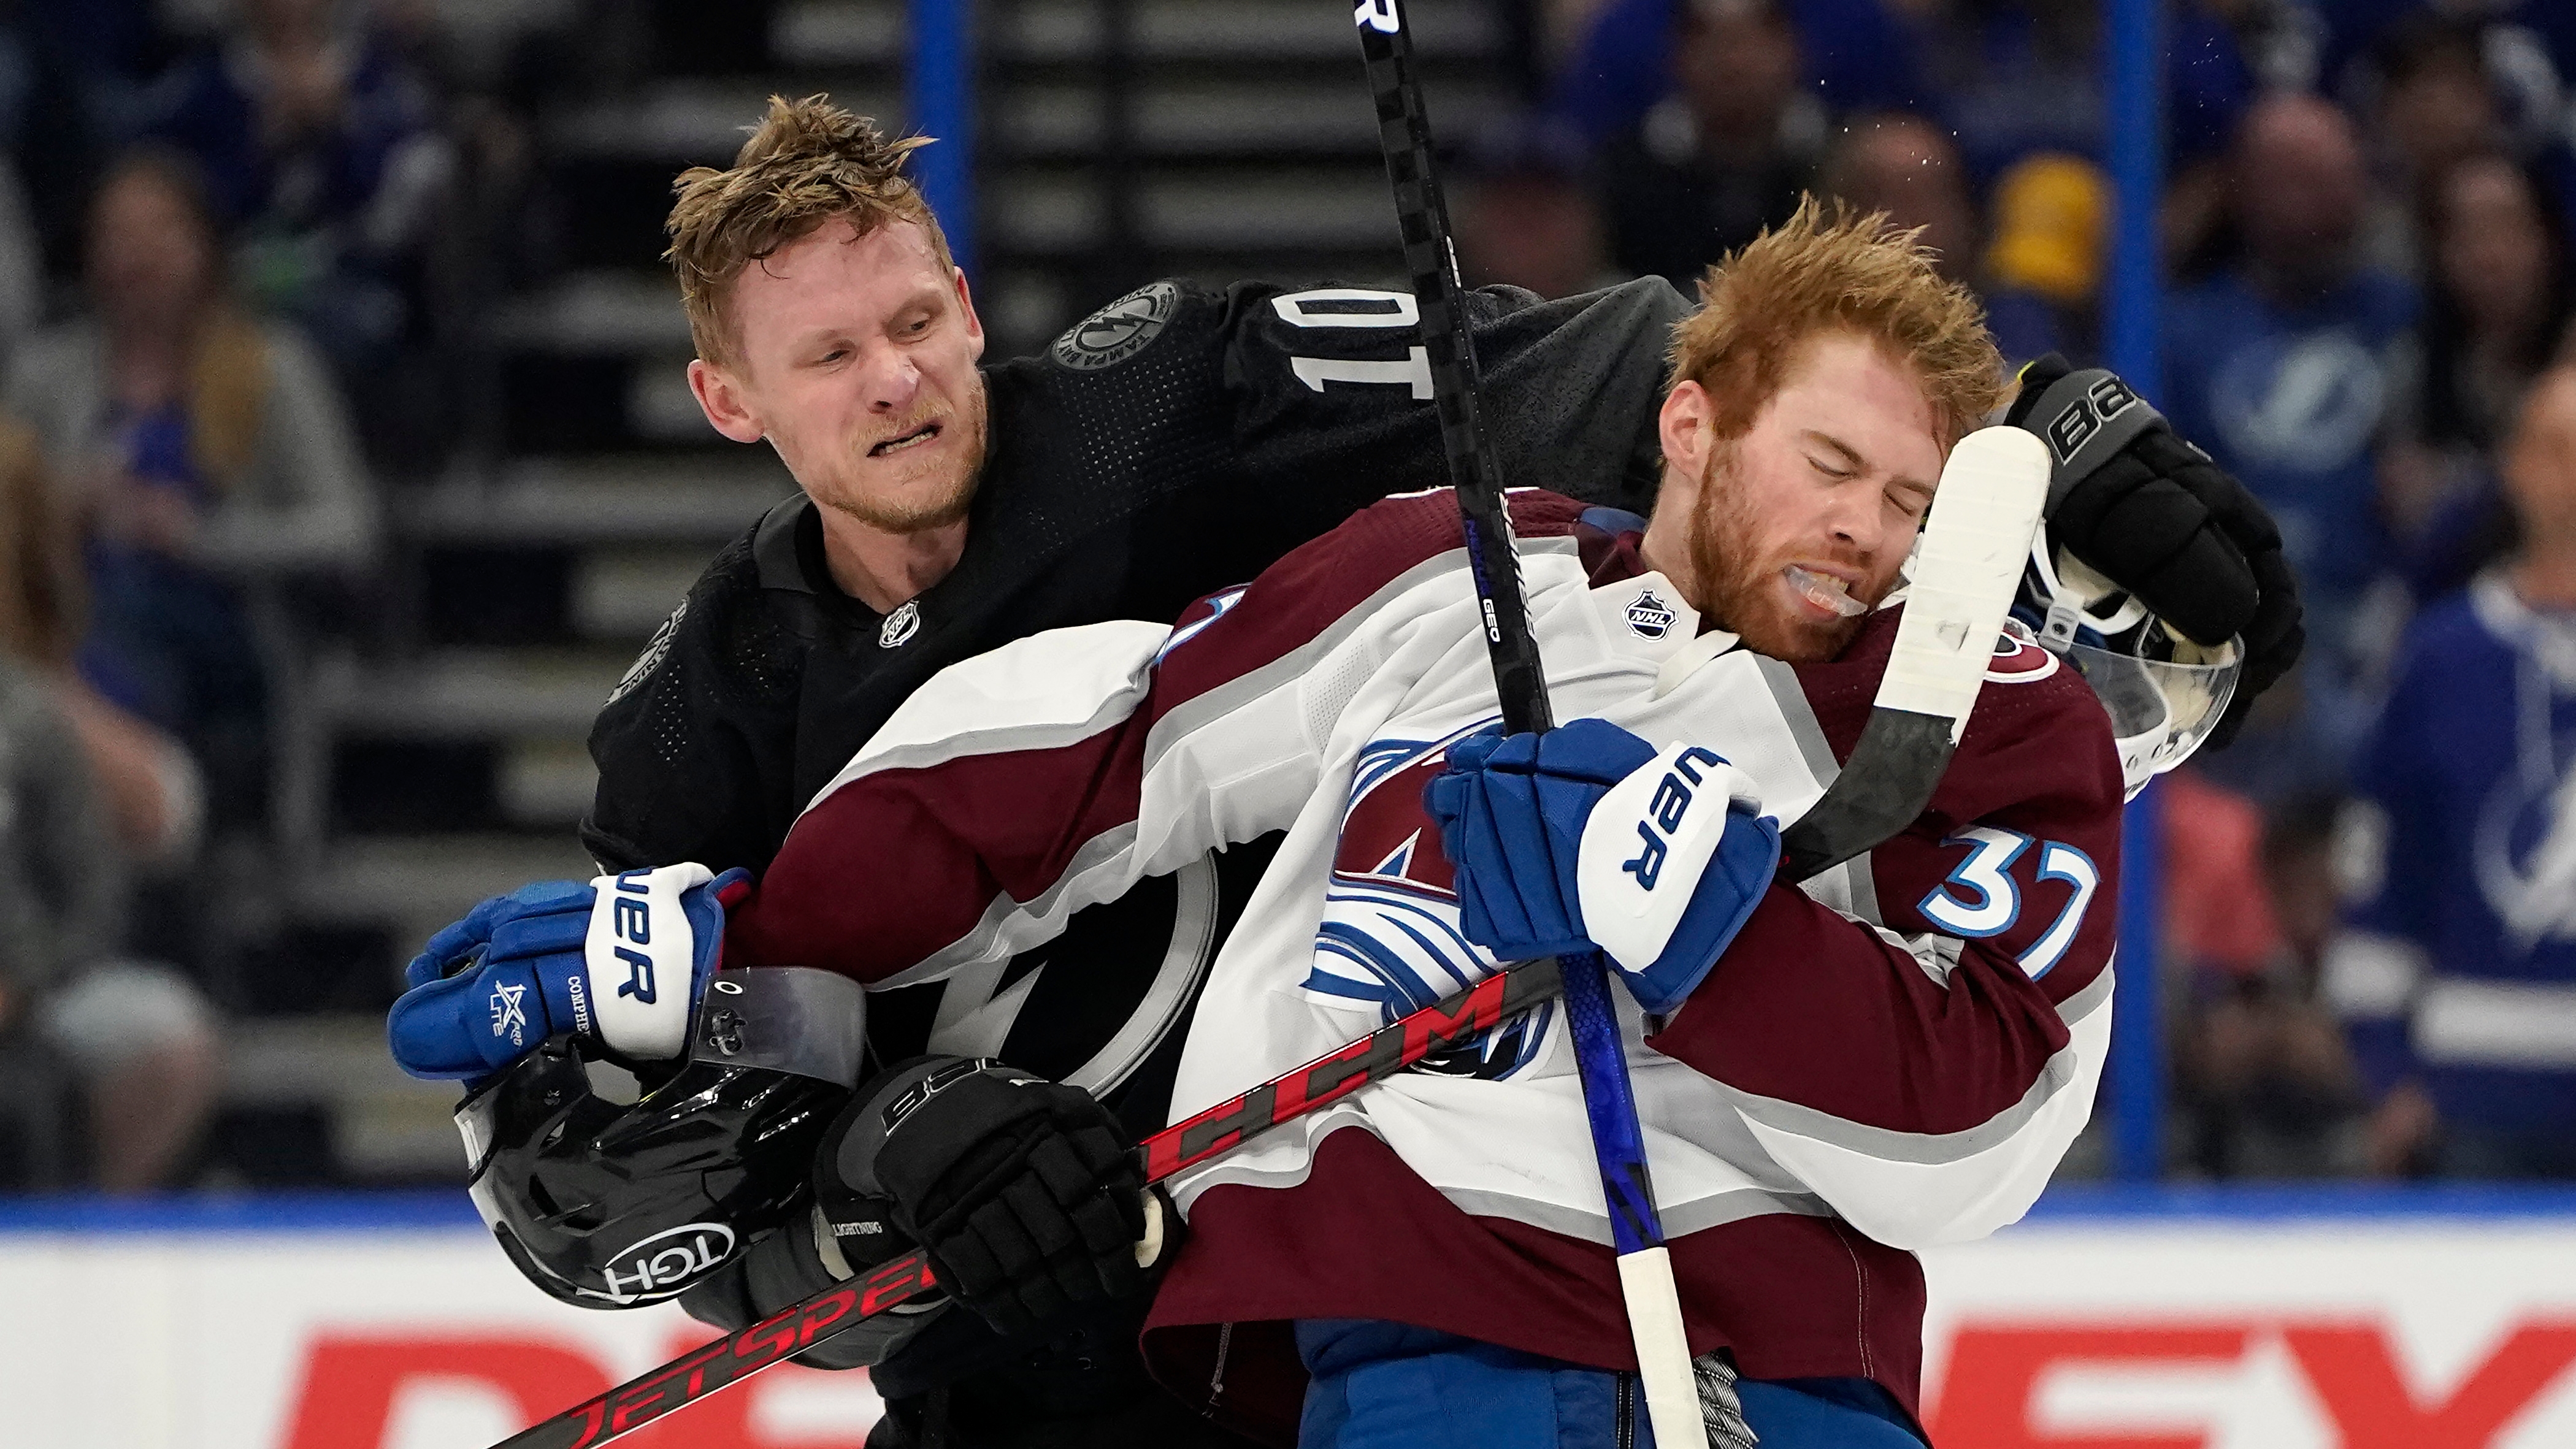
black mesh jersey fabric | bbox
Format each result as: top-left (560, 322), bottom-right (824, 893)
top-left (583, 275), bottom-right (1685, 880)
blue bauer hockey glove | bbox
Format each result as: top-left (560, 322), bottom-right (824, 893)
top-left (1424, 720), bottom-right (1782, 1015)
top-left (386, 863), bottom-right (752, 1080)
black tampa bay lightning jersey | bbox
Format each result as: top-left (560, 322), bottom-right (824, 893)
top-left (583, 275), bottom-right (1685, 1111)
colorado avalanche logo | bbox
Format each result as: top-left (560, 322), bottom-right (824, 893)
top-left (1307, 723), bottom-right (1551, 1079)
top-left (1987, 617), bottom-right (2061, 682)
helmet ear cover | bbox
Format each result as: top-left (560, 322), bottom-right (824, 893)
top-left (458, 966), bottom-right (869, 1310)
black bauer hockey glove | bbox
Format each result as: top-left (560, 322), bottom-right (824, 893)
top-left (2007, 354), bottom-right (2306, 749)
top-left (823, 1056), bottom-right (1157, 1340)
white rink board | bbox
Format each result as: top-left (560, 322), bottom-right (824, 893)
top-left (1, 1194), bottom-right (2574, 1448)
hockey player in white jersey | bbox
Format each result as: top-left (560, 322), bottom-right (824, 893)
top-left (647, 203), bottom-right (2129, 1448)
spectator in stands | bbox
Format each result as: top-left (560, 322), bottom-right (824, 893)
top-left (1979, 151), bottom-right (2108, 365)
top-left (1452, 115), bottom-right (1620, 299)
top-left (2318, 0), bottom-right (2576, 107)
top-left (1812, 115), bottom-right (2109, 369)
top-left (0, 418), bottom-right (218, 1195)
top-left (2175, 782), bottom-right (2366, 1179)
top-left (2382, 153), bottom-right (2575, 552)
top-left (2328, 365), bottom-right (2576, 1180)
top-left (142, 0), bottom-right (455, 428)
top-left (0, 156), bottom-right (43, 373)
top-left (2, 2), bottom-right (171, 278)
top-left (2162, 95), bottom-right (2417, 786)
top-left (0, 417), bottom-right (203, 868)
top-left (1597, 0), bottom-right (1825, 291)
top-left (1551, 0), bottom-right (1926, 153)
top-left (2, 148), bottom-right (376, 827)
top-left (1817, 112), bottom-right (1980, 282)
top-left (2413, 155), bottom-right (2574, 457)
top-left (1912, 0), bottom-right (2254, 189)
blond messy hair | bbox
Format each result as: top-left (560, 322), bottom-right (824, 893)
top-left (1668, 196), bottom-right (2004, 449)
top-left (665, 94), bottom-right (953, 369)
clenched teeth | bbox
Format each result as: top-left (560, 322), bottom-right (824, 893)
top-left (870, 424), bottom-right (940, 457)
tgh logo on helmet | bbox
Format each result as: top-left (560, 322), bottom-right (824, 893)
top-left (600, 1221), bottom-right (738, 1303)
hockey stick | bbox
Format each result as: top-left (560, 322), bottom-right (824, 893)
top-left (1357, 4), bottom-right (2045, 1426)
top-left (1350, 4), bottom-right (1711, 1442)
top-left (488, 427), bottom-right (2049, 1449)
top-left (491, 958), bottom-right (1568, 1449)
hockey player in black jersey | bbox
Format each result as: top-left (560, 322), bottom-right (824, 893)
top-left (435, 96), bottom-right (2303, 1447)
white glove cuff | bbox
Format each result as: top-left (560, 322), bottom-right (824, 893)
top-left (583, 862), bottom-right (716, 1059)
top-left (1576, 745), bottom-right (1760, 974)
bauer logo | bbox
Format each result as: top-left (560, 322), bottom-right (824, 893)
top-left (2043, 374), bottom-right (2141, 464)
top-left (884, 1057), bottom-right (998, 1131)
top-left (599, 1222), bottom-right (737, 1303)
top-left (1355, 0), bottom-right (1401, 32)
top-left (1621, 747), bottom-right (1726, 890)
top-left (1050, 281), bottom-right (1180, 372)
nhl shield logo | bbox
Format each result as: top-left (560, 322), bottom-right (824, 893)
top-left (1625, 588), bottom-right (1677, 640)
top-left (880, 600), bottom-right (921, 649)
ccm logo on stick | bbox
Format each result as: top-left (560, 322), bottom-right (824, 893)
top-left (1623, 747), bottom-right (1726, 890)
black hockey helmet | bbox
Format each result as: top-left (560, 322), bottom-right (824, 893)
top-left (456, 966), bottom-right (868, 1310)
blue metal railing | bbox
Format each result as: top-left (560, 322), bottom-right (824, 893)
top-left (2104, 0), bottom-right (2170, 1183)
top-left (909, 0), bottom-right (976, 277)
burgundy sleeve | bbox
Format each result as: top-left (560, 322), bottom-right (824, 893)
top-left (724, 490), bottom-right (1593, 986)
top-left (1649, 662), bottom-right (2124, 1137)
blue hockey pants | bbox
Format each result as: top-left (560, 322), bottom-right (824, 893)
top-left (1294, 1319), bottom-right (1927, 1449)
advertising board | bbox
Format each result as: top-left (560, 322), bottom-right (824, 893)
top-left (2, 1189), bottom-right (2571, 1448)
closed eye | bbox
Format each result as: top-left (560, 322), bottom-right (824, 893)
top-left (1809, 455), bottom-right (1852, 480)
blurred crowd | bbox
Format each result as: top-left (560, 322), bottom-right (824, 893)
top-left (0, 0), bottom-right (2570, 1193)
top-left (1467, 0), bottom-right (2576, 1183)
top-left (0, 0), bottom-right (498, 1193)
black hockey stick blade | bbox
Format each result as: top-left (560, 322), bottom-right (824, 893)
top-left (1775, 426), bottom-right (2052, 881)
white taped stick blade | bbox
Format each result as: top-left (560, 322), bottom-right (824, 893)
top-left (1617, 1247), bottom-right (1714, 1449)
top-left (1876, 426), bottom-right (2052, 740)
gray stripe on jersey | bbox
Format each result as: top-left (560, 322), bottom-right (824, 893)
top-left (1443, 1183), bottom-right (1836, 1245)
top-left (1167, 1111), bottom-right (1832, 1245)
top-left (810, 640), bottom-right (1160, 792)
top-left (1757, 654), bottom-right (1841, 786)
top-left (1713, 966), bottom-right (2115, 1166)
top-left (2056, 957), bottom-right (2115, 1028)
